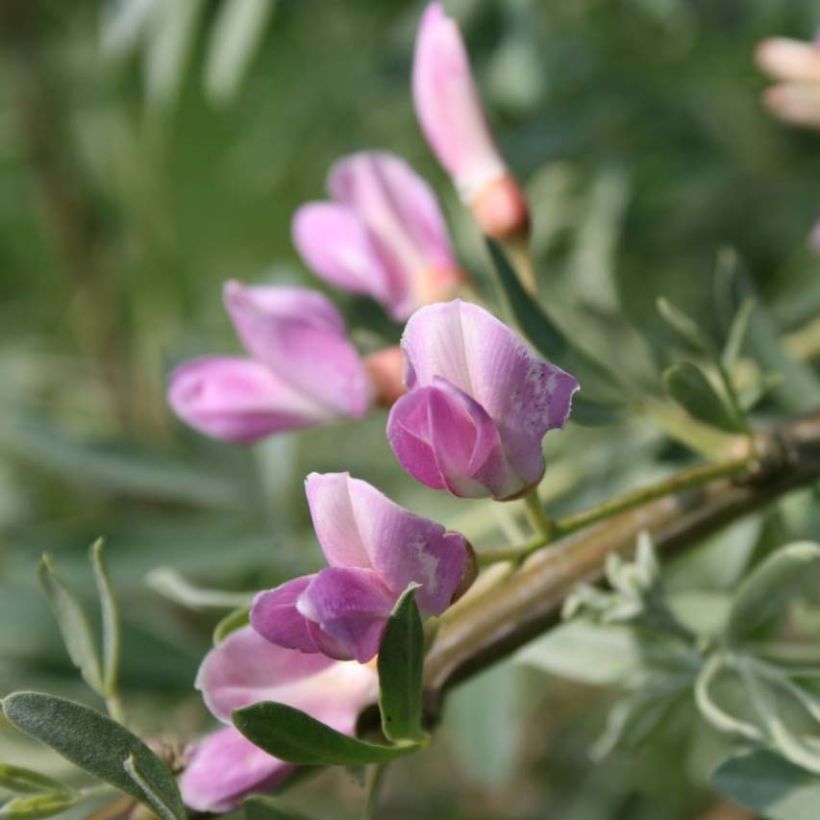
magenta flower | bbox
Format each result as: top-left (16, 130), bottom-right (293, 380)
top-left (251, 472), bottom-right (471, 663)
top-left (413, 3), bottom-right (529, 240)
top-left (180, 626), bottom-right (377, 813)
top-left (292, 151), bottom-right (465, 321)
top-left (167, 281), bottom-right (372, 443)
top-left (387, 300), bottom-right (578, 500)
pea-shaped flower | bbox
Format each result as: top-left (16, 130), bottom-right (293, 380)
top-left (293, 151), bottom-right (466, 321)
top-left (167, 282), bottom-right (372, 443)
top-left (413, 3), bottom-right (528, 240)
top-left (180, 626), bottom-right (378, 813)
top-left (387, 300), bottom-right (578, 500)
top-left (251, 472), bottom-right (472, 663)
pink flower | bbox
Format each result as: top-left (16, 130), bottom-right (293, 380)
top-left (167, 282), bottom-right (372, 443)
top-left (756, 37), bottom-right (820, 129)
top-left (251, 472), bottom-right (471, 663)
top-left (293, 151), bottom-right (465, 320)
top-left (413, 3), bottom-right (528, 240)
top-left (387, 300), bottom-right (578, 500)
top-left (180, 626), bottom-right (378, 813)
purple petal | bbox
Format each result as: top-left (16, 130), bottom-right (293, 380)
top-left (297, 567), bottom-right (396, 663)
top-left (180, 727), bottom-right (292, 813)
top-left (305, 472), bottom-right (470, 614)
top-left (196, 626), bottom-right (378, 728)
top-left (387, 378), bottom-right (520, 499)
top-left (291, 203), bottom-right (397, 307)
top-left (225, 283), bottom-right (345, 347)
top-left (328, 151), bottom-right (461, 317)
top-left (401, 300), bottom-right (579, 488)
top-left (195, 626), bottom-right (335, 722)
top-left (412, 3), bottom-right (506, 201)
top-left (223, 281), bottom-right (372, 421)
top-left (167, 356), bottom-right (324, 442)
top-left (250, 576), bottom-right (320, 655)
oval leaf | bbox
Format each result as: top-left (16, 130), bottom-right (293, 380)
top-left (711, 749), bottom-right (820, 820)
top-left (726, 542), bottom-right (820, 644)
top-left (1, 692), bottom-right (184, 820)
top-left (377, 585), bottom-right (424, 743)
top-left (233, 702), bottom-right (419, 766)
top-left (663, 362), bottom-right (740, 432)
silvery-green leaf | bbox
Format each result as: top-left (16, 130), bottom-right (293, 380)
top-left (204, 0), bottom-right (277, 104)
top-left (0, 766), bottom-right (72, 798)
top-left (0, 792), bottom-right (79, 819)
top-left (37, 556), bottom-right (103, 695)
top-left (515, 621), bottom-right (645, 686)
top-left (712, 749), bottom-right (820, 820)
top-left (726, 542), bottom-right (820, 644)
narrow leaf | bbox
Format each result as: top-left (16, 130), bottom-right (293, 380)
top-left (657, 297), bottom-right (714, 354)
top-left (378, 585), bottom-right (424, 743)
top-left (213, 607), bottom-right (250, 646)
top-left (90, 539), bottom-right (120, 696)
top-left (663, 362), bottom-right (741, 432)
top-left (486, 239), bottom-right (623, 403)
top-left (233, 702), bottom-right (419, 766)
top-left (726, 542), bottom-right (820, 643)
top-left (1, 692), bottom-right (184, 820)
top-left (712, 749), bottom-right (820, 820)
top-left (147, 568), bottom-right (254, 610)
top-left (0, 792), bottom-right (79, 819)
top-left (204, 0), bottom-right (276, 104)
top-left (123, 755), bottom-right (177, 820)
top-left (240, 796), bottom-right (309, 820)
top-left (0, 766), bottom-right (72, 797)
top-left (722, 297), bottom-right (756, 369)
top-left (37, 556), bottom-right (103, 694)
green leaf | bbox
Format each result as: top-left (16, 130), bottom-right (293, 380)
top-left (714, 258), bottom-right (820, 412)
top-left (486, 239), bottom-right (623, 403)
top-left (712, 748), bottom-right (820, 820)
top-left (213, 607), bottom-right (251, 646)
top-left (1, 692), bottom-right (184, 819)
top-left (726, 542), bottom-right (820, 644)
top-left (722, 297), bottom-right (756, 369)
top-left (515, 621), bottom-right (645, 686)
top-left (377, 585), bottom-right (424, 743)
top-left (0, 766), bottom-right (72, 797)
top-left (240, 796), bottom-right (310, 820)
top-left (123, 754), bottom-right (178, 820)
top-left (657, 297), bottom-right (714, 354)
top-left (90, 539), bottom-right (120, 696)
top-left (663, 362), bottom-right (741, 432)
top-left (147, 567), bottom-right (254, 610)
top-left (37, 555), bottom-right (103, 694)
top-left (204, 0), bottom-right (277, 104)
top-left (0, 793), bottom-right (79, 819)
top-left (233, 702), bottom-right (419, 766)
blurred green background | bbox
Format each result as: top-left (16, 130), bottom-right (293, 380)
top-left (1, 1), bottom-right (820, 818)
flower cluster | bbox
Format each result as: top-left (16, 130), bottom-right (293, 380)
top-left (170, 3), bottom-right (578, 813)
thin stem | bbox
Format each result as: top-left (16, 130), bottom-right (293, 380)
top-left (523, 490), bottom-right (553, 540)
top-left (106, 692), bottom-right (126, 725)
top-left (364, 763), bottom-right (389, 820)
top-left (479, 452), bottom-right (754, 566)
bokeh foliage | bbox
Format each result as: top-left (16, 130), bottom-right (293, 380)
top-left (1, 1), bottom-right (820, 818)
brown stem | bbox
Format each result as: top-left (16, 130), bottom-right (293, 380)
top-left (422, 410), bottom-right (820, 723)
